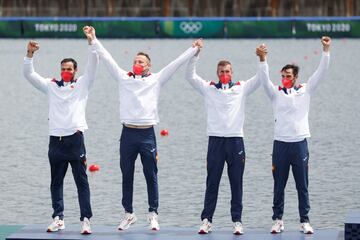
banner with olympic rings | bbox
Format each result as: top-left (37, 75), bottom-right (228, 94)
top-left (159, 20), bottom-right (224, 38)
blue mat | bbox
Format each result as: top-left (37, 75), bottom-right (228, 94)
top-left (6, 225), bottom-right (342, 240)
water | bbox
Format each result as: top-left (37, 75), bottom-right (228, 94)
top-left (0, 38), bottom-right (359, 231)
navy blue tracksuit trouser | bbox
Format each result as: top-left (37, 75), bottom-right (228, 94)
top-left (48, 131), bottom-right (92, 221)
top-left (120, 126), bottom-right (158, 214)
top-left (272, 139), bottom-right (310, 223)
top-left (201, 137), bottom-right (245, 223)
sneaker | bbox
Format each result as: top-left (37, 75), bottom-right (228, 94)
top-left (270, 219), bottom-right (284, 234)
top-left (80, 217), bottom-right (92, 234)
top-left (148, 212), bottom-right (160, 231)
top-left (47, 216), bottom-right (65, 232)
top-left (198, 218), bottom-right (212, 234)
top-left (118, 212), bottom-right (137, 230)
top-left (300, 222), bottom-right (314, 234)
top-left (233, 222), bottom-right (244, 235)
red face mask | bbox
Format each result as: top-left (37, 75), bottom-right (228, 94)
top-left (61, 71), bottom-right (74, 82)
top-left (219, 74), bottom-right (231, 84)
top-left (281, 77), bottom-right (293, 89)
top-left (133, 64), bottom-right (143, 75)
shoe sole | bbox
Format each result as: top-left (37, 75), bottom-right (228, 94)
top-left (47, 226), bottom-right (65, 232)
top-left (300, 226), bottom-right (314, 234)
top-left (81, 231), bottom-right (92, 234)
top-left (271, 229), bottom-right (284, 234)
top-left (198, 229), bottom-right (212, 234)
top-left (118, 226), bottom-right (131, 231)
top-left (233, 231), bottom-right (244, 235)
top-left (271, 226), bottom-right (284, 234)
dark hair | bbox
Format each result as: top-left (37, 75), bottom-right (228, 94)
top-left (61, 58), bottom-right (77, 70)
top-left (137, 52), bottom-right (151, 63)
top-left (281, 64), bottom-right (299, 77)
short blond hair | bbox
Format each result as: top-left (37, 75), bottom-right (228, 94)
top-left (217, 60), bottom-right (232, 74)
top-left (217, 60), bottom-right (232, 68)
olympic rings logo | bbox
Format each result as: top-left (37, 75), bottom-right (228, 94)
top-left (179, 21), bottom-right (203, 34)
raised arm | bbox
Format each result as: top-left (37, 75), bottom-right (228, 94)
top-left (242, 44), bottom-right (270, 96)
top-left (84, 26), bottom-right (128, 81)
top-left (306, 36), bottom-right (331, 94)
top-left (157, 39), bottom-right (201, 86)
top-left (23, 41), bottom-right (49, 94)
top-left (185, 53), bottom-right (208, 96)
top-left (256, 44), bottom-right (275, 99)
top-left (81, 26), bottom-right (99, 90)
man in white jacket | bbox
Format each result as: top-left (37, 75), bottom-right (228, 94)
top-left (83, 26), bottom-right (201, 231)
top-left (258, 36), bottom-right (331, 234)
top-left (185, 39), bottom-right (268, 235)
top-left (22, 27), bottom-right (99, 234)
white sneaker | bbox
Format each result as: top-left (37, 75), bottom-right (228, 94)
top-left (198, 219), bottom-right (212, 234)
top-left (148, 212), bottom-right (160, 231)
top-left (233, 222), bottom-right (244, 235)
top-left (300, 222), bottom-right (314, 234)
top-left (47, 216), bottom-right (65, 232)
top-left (118, 212), bottom-right (137, 230)
top-left (270, 219), bottom-right (284, 234)
top-left (80, 217), bottom-right (92, 234)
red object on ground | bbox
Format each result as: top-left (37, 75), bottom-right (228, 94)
top-left (89, 164), bottom-right (100, 172)
top-left (160, 129), bottom-right (169, 136)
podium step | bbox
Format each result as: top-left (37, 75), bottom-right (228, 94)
top-left (5, 224), bottom-right (342, 240)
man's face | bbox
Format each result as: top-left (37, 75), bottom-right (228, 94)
top-left (61, 61), bottom-right (77, 76)
top-left (281, 68), bottom-right (297, 83)
top-left (217, 64), bottom-right (233, 79)
top-left (133, 55), bottom-right (151, 73)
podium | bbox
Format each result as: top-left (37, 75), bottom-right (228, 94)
top-left (5, 225), bottom-right (341, 240)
